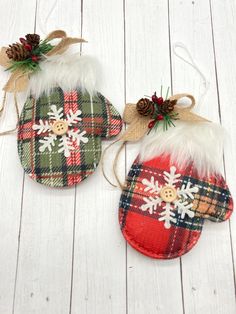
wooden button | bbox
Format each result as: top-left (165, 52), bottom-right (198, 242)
top-left (160, 186), bottom-right (177, 203)
top-left (52, 120), bottom-right (68, 136)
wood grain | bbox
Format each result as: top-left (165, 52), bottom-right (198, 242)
top-left (169, 1), bottom-right (236, 313)
top-left (0, 1), bottom-right (36, 313)
top-left (70, 0), bottom-right (126, 313)
top-left (210, 0), bottom-right (236, 304)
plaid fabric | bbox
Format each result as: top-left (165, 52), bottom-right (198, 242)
top-left (17, 87), bottom-right (122, 187)
top-left (119, 155), bottom-right (233, 259)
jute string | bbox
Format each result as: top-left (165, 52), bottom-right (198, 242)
top-left (0, 72), bottom-right (24, 136)
top-left (0, 92), bottom-right (19, 136)
top-left (101, 139), bottom-right (126, 189)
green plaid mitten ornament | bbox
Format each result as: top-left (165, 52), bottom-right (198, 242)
top-left (0, 30), bottom-right (123, 187)
top-left (18, 88), bottom-right (122, 187)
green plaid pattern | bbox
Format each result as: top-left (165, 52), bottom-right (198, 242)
top-left (17, 87), bottom-right (122, 187)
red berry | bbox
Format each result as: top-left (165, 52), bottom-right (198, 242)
top-left (148, 120), bottom-right (156, 129)
top-left (156, 97), bottom-right (164, 105)
top-left (152, 93), bottom-right (158, 103)
top-left (24, 43), bottom-right (32, 51)
top-left (157, 114), bottom-right (164, 121)
top-left (31, 55), bottom-right (39, 62)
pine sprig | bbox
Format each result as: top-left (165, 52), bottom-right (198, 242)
top-left (146, 87), bottom-right (179, 133)
top-left (6, 59), bottom-right (40, 73)
top-left (32, 40), bottom-right (53, 56)
top-left (6, 38), bottom-right (54, 73)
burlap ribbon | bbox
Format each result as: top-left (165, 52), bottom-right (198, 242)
top-left (121, 93), bottom-right (208, 142)
top-left (102, 93), bottom-right (209, 189)
top-left (0, 30), bottom-right (86, 93)
top-left (0, 30), bottom-right (86, 137)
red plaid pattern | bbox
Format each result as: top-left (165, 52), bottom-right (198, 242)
top-left (119, 154), bottom-right (233, 259)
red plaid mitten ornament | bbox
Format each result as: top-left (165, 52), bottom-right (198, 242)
top-left (118, 93), bottom-right (233, 259)
top-left (0, 30), bottom-right (122, 187)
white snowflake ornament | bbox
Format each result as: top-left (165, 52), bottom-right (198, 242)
top-left (32, 105), bottom-right (88, 157)
top-left (141, 166), bottom-right (199, 229)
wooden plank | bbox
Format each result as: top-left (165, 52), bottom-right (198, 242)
top-left (13, 1), bottom-right (81, 313)
top-left (36, 0), bottom-right (82, 36)
top-left (13, 181), bottom-right (76, 314)
top-left (210, 0), bottom-right (236, 297)
top-left (125, 1), bottom-right (183, 314)
top-left (70, 0), bottom-right (126, 313)
top-left (169, 0), bottom-right (236, 313)
top-left (0, 1), bottom-right (36, 313)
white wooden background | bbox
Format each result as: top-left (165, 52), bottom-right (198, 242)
top-left (0, 0), bottom-right (235, 313)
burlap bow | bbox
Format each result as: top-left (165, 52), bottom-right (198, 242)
top-left (0, 30), bottom-right (86, 137)
top-left (102, 93), bottom-right (209, 189)
top-left (0, 30), bottom-right (86, 93)
top-left (120, 93), bottom-right (209, 142)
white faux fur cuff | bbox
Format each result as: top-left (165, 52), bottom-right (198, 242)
top-left (28, 53), bottom-right (98, 99)
top-left (139, 121), bottom-right (225, 177)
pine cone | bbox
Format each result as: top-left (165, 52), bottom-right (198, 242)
top-left (25, 33), bottom-right (40, 48)
top-left (158, 99), bottom-right (176, 115)
top-left (6, 43), bottom-right (30, 61)
top-left (136, 98), bottom-right (154, 116)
